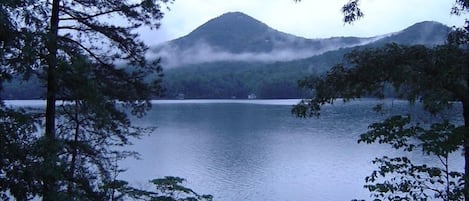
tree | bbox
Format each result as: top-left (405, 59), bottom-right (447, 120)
top-left (0, 105), bottom-right (41, 200)
top-left (1, 0), bottom-right (211, 200)
top-left (292, 0), bottom-right (469, 199)
top-left (293, 42), bottom-right (469, 199)
top-left (358, 115), bottom-right (465, 200)
top-left (106, 176), bottom-right (213, 201)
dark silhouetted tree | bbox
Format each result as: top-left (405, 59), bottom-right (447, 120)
top-left (293, 0), bottom-right (469, 199)
top-left (293, 43), bottom-right (469, 200)
top-left (1, 0), bottom-right (211, 200)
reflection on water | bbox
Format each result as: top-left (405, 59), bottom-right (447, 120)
top-left (115, 99), bottom-right (463, 201)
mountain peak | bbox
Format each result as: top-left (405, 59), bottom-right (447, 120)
top-left (374, 21), bottom-right (450, 45)
top-left (218, 11), bottom-right (253, 18)
top-left (403, 21), bottom-right (448, 32)
top-left (191, 11), bottom-right (270, 36)
top-left (154, 13), bottom-right (450, 67)
top-left (169, 12), bottom-right (278, 53)
top-left (214, 11), bottom-right (264, 25)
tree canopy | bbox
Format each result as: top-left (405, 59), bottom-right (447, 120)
top-left (293, 0), bottom-right (469, 200)
top-left (293, 42), bottom-right (469, 200)
top-left (293, 43), bottom-right (468, 117)
top-left (0, 0), bottom-right (211, 200)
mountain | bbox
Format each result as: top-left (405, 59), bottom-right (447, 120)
top-left (158, 14), bottom-right (451, 99)
top-left (1, 12), bottom-right (453, 100)
top-left (153, 12), bottom-right (450, 68)
top-left (166, 12), bottom-right (370, 53)
top-left (371, 21), bottom-right (451, 46)
top-left (153, 12), bottom-right (375, 67)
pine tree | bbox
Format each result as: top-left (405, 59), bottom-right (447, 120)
top-left (0, 1), bottom-right (212, 200)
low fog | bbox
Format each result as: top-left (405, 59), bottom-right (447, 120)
top-left (149, 36), bottom-right (386, 68)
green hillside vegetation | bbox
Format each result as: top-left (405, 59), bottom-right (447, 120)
top-left (161, 20), bottom-right (450, 99)
top-left (163, 61), bottom-right (312, 99)
top-left (161, 46), bottom-right (353, 99)
top-left (1, 13), bottom-right (451, 100)
top-left (157, 13), bottom-right (451, 100)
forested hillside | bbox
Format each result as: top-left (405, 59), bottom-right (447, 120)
top-left (2, 12), bottom-right (451, 100)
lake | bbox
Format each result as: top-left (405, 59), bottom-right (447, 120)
top-left (116, 99), bottom-right (464, 201)
top-left (6, 99), bottom-right (463, 200)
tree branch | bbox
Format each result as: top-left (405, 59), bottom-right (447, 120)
top-left (58, 26), bottom-right (92, 32)
top-left (58, 36), bottom-right (110, 67)
top-left (59, 4), bottom-right (139, 21)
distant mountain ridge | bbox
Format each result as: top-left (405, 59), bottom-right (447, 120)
top-left (371, 21), bottom-right (450, 46)
top-left (153, 12), bottom-right (450, 68)
top-left (1, 12), bottom-right (453, 100)
top-left (165, 12), bottom-right (371, 53)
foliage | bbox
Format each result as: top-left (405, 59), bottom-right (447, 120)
top-left (0, 0), bottom-right (212, 200)
top-left (341, 0), bottom-right (364, 24)
top-left (163, 61), bottom-right (311, 99)
top-left (292, 43), bottom-right (469, 199)
top-left (293, 43), bottom-right (467, 118)
top-left (0, 104), bottom-right (41, 200)
top-left (292, 0), bottom-right (469, 199)
top-left (359, 115), bottom-right (465, 200)
top-left (104, 177), bottom-right (213, 201)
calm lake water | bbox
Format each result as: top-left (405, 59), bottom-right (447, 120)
top-left (5, 99), bottom-right (464, 201)
top-left (115, 99), bottom-right (464, 201)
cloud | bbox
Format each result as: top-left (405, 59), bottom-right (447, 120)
top-left (149, 36), bottom-right (385, 68)
top-left (154, 42), bottom-right (317, 67)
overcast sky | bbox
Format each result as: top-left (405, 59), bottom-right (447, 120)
top-left (139, 0), bottom-right (467, 46)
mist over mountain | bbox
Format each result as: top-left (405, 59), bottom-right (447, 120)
top-left (2, 12), bottom-right (452, 100)
top-left (152, 12), bottom-right (450, 68)
top-left (155, 12), bottom-right (451, 99)
top-left (152, 12), bottom-right (379, 67)
top-left (370, 21), bottom-right (450, 46)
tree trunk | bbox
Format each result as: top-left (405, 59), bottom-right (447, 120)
top-left (463, 100), bottom-right (469, 200)
top-left (67, 101), bottom-right (80, 196)
top-left (44, 0), bottom-right (60, 200)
